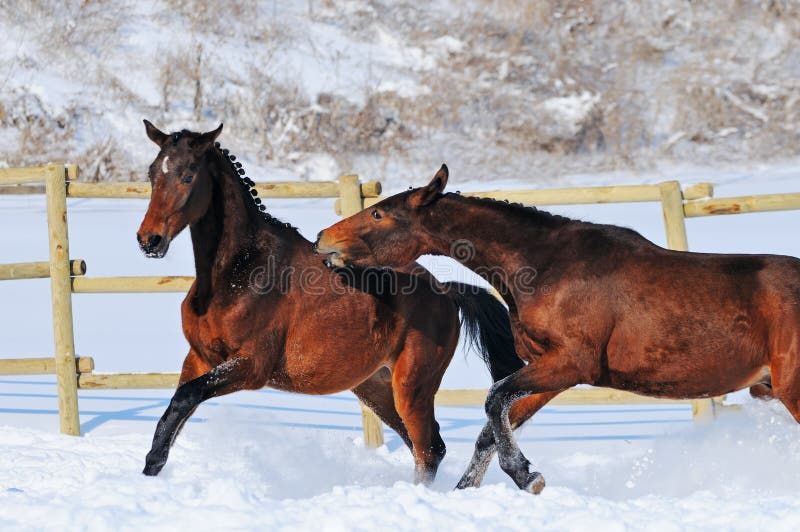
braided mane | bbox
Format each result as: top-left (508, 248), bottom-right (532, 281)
top-left (211, 140), bottom-right (298, 233)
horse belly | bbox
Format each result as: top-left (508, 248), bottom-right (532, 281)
top-left (268, 333), bottom-right (387, 395)
top-left (604, 334), bottom-right (768, 398)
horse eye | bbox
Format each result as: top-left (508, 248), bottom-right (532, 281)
top-left (181, 175), bottom-right (193, 184)
top-left (371, 209), bottom-right (382, 220)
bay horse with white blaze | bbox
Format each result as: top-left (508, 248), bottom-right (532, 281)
top-left (315, 164), bottom-right (800, 494)
top-left (136, 124), bottom-right (524, 484)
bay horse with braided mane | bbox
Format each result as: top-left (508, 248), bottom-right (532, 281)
top-left (315, 164), bottom-right (800, 494)
top-left (136, 123), bottom-right (524, 484)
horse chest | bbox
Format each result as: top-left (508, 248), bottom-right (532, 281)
top-left (181, 296), bottom-right (255, 358)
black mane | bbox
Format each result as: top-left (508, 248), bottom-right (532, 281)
top-left (210, 141), bottom-right (299, 234)
top-left (444, 192), bottom-right (575, 227)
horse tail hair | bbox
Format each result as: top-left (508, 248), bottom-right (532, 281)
top-left (443, 281), bottom-right (525, 382)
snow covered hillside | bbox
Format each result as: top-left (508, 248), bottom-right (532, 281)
top-left (2, 1), bottom-right (800, 185)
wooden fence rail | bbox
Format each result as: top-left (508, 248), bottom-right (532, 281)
top-left (1, 163), bottom-right (798, 448)
top-left (71, 276), bottom-right (194, 293)
top-left (0, 167), bottom-right (52, 185)
top-left (78, 373), bottom-right (181, 389)
top-left (684, 192), bottom-right (800, 217)
top-left (0, 259), bottom-right (86, 281)
top-left (65, 180), bottom-right (381, 200)
top-left (334, 182), bottom-right (714, 214)
top-left (0, 357), bottom-right (94, 375)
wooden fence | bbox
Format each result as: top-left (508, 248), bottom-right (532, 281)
top-left (2, 165), bottom-right (799, 447)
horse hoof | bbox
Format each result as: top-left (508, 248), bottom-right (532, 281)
top-left (524, 472), bottom-right (545, 494)
top-left (142, 461), bottom-right (165, 476)
top-left (455, 477), bottom-right (480, 490)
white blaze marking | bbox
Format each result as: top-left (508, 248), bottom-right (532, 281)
top-left (161, 156), bottom-right (170, 174)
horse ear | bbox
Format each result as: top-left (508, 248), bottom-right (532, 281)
top-left (143, 119), bottom-right (168, 146)
top-left (195, 123), bottom-right (223, 150)
top-left (411, 164), bottom-right (449, 207)
top-left (204, 123), bottom-right (223, 141)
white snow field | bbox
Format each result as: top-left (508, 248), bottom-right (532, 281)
top-left (1, 165), bottom-right (800, 530)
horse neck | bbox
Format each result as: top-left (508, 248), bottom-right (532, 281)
top-left (189, 152), bottom-right (290, 304)
top-left (425, 194), bottom-right (566, 299)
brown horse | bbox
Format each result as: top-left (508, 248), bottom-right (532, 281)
top-left (136, 124), bottom-right (524, 484)
top-left (315, 164), bottom-right (800, 494)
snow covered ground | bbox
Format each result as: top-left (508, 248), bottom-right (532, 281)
top-left (1, 165), bottom-right (800, 530)
top-left (3, 400), bottom-right (800, 530)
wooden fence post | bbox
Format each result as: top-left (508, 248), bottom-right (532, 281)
top-left (659, 181), bottom-right (689, 251)
top-left (45, 164), bottom-right (81, 436)
top-left (338, 174), bottom-right (385, 448)
top-left (659, 180), bottom-right (715, 424)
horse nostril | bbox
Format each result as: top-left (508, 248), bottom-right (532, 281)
top-left (136, 233), bottom-right (144, 246)
top-left (148, 235), bottom-right (163, 250)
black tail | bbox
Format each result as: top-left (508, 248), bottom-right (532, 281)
top-left (443, 281), bottom-right (525, 382)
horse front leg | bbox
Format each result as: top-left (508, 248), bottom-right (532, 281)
top-left (485, 352), bottom-right (583, 494)
top-left (143, 356), bottom-right (254, 476)
top-left (164, 350), bottom-right (215, 442)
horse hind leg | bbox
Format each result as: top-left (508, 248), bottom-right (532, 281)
top-left (351, 366), bottom-right (413, 451)
top-left (484, 349), bottom-right (584, 494)
top-left (392, 339), bottom-right (450, 485)
top-left (456, 390), bottom-right (563, 490)
top-left (776, 383), bottom-right (800, 424)
top-left (769, 322), bottom-right (800, 423)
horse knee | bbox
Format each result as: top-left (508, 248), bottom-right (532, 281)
top-left (171, 384), bottom-right (202, 411)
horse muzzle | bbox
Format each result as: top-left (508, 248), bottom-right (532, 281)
top-left (313, 243), bottom-right (347, 268)
top-left (137, 232), bottom-right (170, 258)
top-left (314, 233), bottom-right (354, 268)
